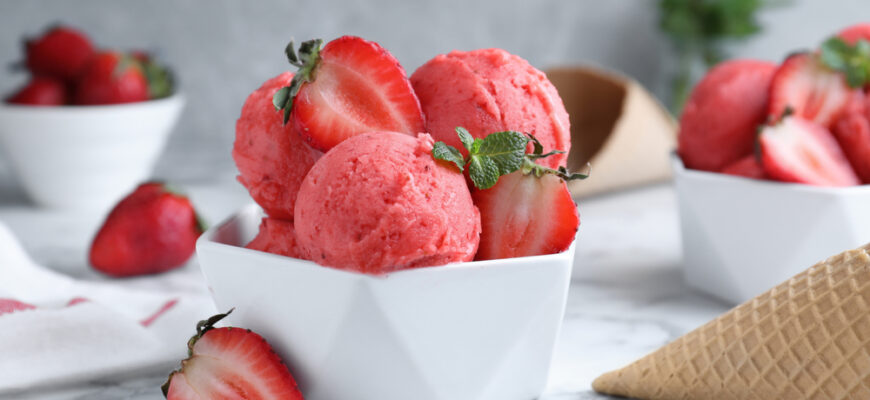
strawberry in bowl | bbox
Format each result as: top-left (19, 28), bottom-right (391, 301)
top-left (674, 24), bottom-right (870, 304)
top-left (197, 36), bottom-right (584, 400)
top-left (0, 24), bottom-right (182, 209)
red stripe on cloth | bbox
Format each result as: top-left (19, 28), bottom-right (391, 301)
top-left (140, 298), bottom-right (179, 327)
top-left (0, 298), bottom-right (36, 316)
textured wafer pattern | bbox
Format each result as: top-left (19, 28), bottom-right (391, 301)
top-left (593, 243), bottom-right (870, 400)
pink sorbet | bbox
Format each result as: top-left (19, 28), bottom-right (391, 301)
top-left (294, 132), bottom-right (481, 274)
top-left (245, 217), bottom-right (304, 259)
top-left (411, 48), bottom-right (571, 168)
top-left (233, 72), bottom-right (322, 220)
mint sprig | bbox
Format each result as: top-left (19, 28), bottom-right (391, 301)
top-left (820, 37), bottom-right (870, 88)
top-left (432, 127), bottom-right (588, 190)
top-left (272, 38), bottom-right (323, 124)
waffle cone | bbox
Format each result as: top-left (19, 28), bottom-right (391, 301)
top-left (593, 243), bottom-right (870, 399)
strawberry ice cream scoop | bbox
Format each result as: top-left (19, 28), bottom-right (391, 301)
top-left (245, 218), bottom-right (304, 259)
top-left (411, 48), bottom-right (571, 168)
top-left (233, 72), bottom-right (322, 220)
top-left (294, 132), bottom-right (481, 274)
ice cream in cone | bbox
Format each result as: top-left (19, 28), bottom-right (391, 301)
top-left (593, 243), bottom-right (870, 399)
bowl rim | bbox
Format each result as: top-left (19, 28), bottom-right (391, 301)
top-left (197, 204), bottom-right (577, 279)
top-left (0, 92), bottom-right (185, 113)
top-left (671, 152), bottom-right (870, 194)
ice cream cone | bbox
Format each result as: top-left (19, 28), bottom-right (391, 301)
top-left (593, 243), bottom-right (870, 399)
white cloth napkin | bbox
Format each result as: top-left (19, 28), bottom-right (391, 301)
top-left (0, 220), bottom-right (217, 393)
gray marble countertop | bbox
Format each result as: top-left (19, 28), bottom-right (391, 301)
top-left (0, 178), bottom-right (731, 400)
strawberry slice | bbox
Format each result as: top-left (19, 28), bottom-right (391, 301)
top-left (163, 310), bottom-right (303, 400)
top-left (473, 171), bottom-right (579, 260)
top-left (759, 116), bottom-right (860, 186)
top-left (720, 155), bottom-right (767, 180)
top-left (273, 37), bottom-right (425, 151)
top-left (768, 53), bottom-right (855, 128)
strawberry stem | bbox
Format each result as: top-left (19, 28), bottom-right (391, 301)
top-left (274, 38), bottom-right (324, 124)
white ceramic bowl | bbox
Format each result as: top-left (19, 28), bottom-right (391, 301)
top-left (0, 95), bottom-right (184, 210)
top-left (673, 154), bottom-right (870, 304)
top-left (197, 204), bottom-right (574, 400)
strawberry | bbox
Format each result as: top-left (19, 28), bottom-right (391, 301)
top-left (73, 51), bottom-right (149, 105)
top-left (678, 60), bottom-right (776, 172)
top-left (162, 310), bottom-right (304, 400)
top-left (24, 25), bottom-right (95, 81)
top-left (473, 171), bottom-right (579, 260)
top-left (759, 116), bottom-right (860, 187)
top-left (768, 52), bottom-right (855, 128)
top-left (89, 182), bottom-right (205, 277)
top-left (5, 77), bottom-right (67, 105)
top-left (273, 37), bottom-right (425, 151)
top-left (720, 155), bottom-right (767, 180)
top-left (0, 298), bottom-right (36, 316)
top-left (832, 93), bottom-right (870, 183)
top-left (837, 23), bottom-right (870, 46)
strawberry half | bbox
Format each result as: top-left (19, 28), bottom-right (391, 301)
top-left (838, 23), bottom-right (870, 46)
top-left (768, 52), bottom-right (855, 128)
top-left (473, 171), bottom-right (579, 260)
top-left (163, 310), bottom-right (304, 400)
top-left (6, 77), bottom-right (67, 106)
top-left (273, 37), bottom-right (425, 151)
top-left (759, 116), bottom-right (860, 187)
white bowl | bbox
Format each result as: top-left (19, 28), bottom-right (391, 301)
top-left (0, 95), bottom-right (184, 210)
top-left (673, 154), bottom-right (870, 304)
top-left (197, 205), bottom-right (574, 400)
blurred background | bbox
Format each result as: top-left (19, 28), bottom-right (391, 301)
top-left (0, 0), bottom-right (867, 185)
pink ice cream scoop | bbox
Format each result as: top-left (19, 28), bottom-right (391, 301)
top-left (411, 48), bottom-right (571, 168)
top-left (233, 72), bottom-right (322, 220)
top-left (245, 217), bottom-right (304, 259)
top-left (294, 131), bottom-right (481, 274)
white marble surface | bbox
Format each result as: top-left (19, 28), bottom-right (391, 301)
top-left (0, 178), bottom-right (732, 400)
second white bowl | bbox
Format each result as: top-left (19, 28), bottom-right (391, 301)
top-left (0, 95), bottom-right (184, 210)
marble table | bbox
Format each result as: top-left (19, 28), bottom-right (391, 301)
top-left (0, 178), bottom-right (732, 400)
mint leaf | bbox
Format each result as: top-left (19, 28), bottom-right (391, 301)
top-left (432, 142), bottom-right (465, 171)
top-left (476, 131), bottom-right (529, 175)
top-left (468, 154), bottom-right (500, 189)
top-left (456, 127), bottom-right (474, 152)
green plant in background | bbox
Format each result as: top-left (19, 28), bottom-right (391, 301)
top-left (659, 0), bottom-right (770, 113)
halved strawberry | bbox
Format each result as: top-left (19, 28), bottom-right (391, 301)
top-left (163, 310), bottom-right (303, 400)
top-left (759, 116), bottom-right (860, 186)
top-left (768, 53), bottom-right (855, 128)
top-left (720, 154), bottom-right (767, 180)
top-left (274, 37), bottom-right (425, 151)
top-left (473, 171), bottom-right (579, 261)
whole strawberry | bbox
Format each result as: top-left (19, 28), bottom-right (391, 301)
top-left (89, 182), bottom-right (205, 277)
top-left (74, 51), bottom-right (149, 105)
top-left (162, 310), bottom-right (304, 400)
top-left (24, 25), bottom-right (95, 81)
top-left (6, 77), bottom-right (67, 106)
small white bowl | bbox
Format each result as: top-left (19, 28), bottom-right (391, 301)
top-left (673, 154), bottom-right (870, 304)
top-left (0, 95), bottom-right (184, 210)
top-left (197, 204), bottom-right (574, 400)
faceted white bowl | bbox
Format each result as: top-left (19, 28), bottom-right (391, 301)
top-left (0, 95), bottom-right (184, 210)
top-left (197, 204), bottom-right (574, 400)
top-left (673, 154), bottom-right (870, 304)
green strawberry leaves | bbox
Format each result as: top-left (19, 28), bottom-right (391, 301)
top-left (432, 127), bottom-right (589, 190)
top-left (820, 37), bottom-right (870, 88)
top-left (273, 38), bottom-right (324, 124)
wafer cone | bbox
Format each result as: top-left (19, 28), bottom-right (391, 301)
top-left (593, 243), bottom-right (870, 400)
